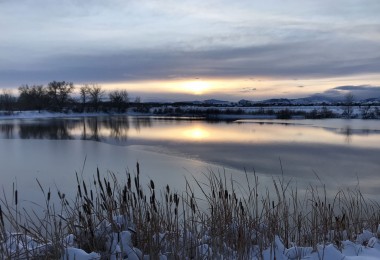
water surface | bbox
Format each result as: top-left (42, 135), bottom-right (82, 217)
top-left (1, 116), bottom-right (380, 205)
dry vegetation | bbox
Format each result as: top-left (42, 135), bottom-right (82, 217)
top-left (1, 164), bottom-right (380, 259)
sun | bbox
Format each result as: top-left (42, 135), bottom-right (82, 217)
top-left (182, 80), bottom-right (210, 95)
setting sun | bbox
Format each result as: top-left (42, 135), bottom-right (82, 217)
top-left (182, 80), bottom-right (210, 95)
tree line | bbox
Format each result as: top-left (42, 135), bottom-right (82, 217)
top-left (0, 81), bottom-right (140, 114)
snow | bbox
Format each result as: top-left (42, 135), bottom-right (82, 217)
top-left (3, 219), bottom-right (380, 259)
top-left (0, 111), bottom-right (116, 120)
top-left (1, 232), bottom-right (52, 259)
top-left (258, 235), bottom-right (380, 260)
top-left (1, 105), bottom-right (379, 121)
top-left (61, 248), bottom-right (100, 260)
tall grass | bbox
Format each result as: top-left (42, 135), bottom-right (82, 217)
top-left (1, 164), bottom-right (380, 259)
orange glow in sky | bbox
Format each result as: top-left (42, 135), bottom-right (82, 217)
top-left (181, 80), bottom-right (210, 95)
top-left (102, 73), bottom-right (380, 101)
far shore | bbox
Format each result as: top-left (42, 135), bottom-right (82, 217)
top-left (0, 110), bottom-right (141, 120)
top-left (0, 110), bottom-right (284, 121)
top-left (1, 104), bottom-right (380, 121)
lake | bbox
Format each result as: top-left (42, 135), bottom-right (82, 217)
top-left (1, 116), bottom-right (380, 206)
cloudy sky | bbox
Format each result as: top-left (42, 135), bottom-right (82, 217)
top-left (1, 0), bottom-right (380, 101)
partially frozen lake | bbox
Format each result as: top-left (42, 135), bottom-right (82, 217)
top-left (1, 116), bottom-right (380, 205)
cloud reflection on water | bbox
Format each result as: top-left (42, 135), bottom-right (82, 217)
top-left (0, 117), bottom-right (380, 200)
top-left (1, 117), bottom-right (380, 147)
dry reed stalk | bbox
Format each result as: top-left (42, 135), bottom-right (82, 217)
top-left (1, 164), bottom-right (380, 259)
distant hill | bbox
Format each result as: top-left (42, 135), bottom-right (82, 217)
top-left (257, 98), bottom-right (292, 105)
top-left (177, 95), bottom-right (380, 106)
top-left (290, 96), bottom-right (336, 105)
top-left (238, 99), bottom-right (254, 106)
top-left (203, 99), bottom-right (231, 105)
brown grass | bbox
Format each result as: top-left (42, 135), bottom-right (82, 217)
top-left (1, 164), bottom-right (380, 259)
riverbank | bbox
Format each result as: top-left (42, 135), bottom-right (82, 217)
top-left (2, 104), bottom-right (380, 121)
top-left (151, 105), bottom-right (380, 120)
top-left (2, 166), bottom-right (380, 259)
top-left (0, 110), bottom-right (283, 122)
top-left (0, 110), bottom-right (128, 120)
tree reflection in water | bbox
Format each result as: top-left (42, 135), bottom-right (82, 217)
top-left (18, 120), bottom-right (74, 140)
top-left (2, 118), bottom-right (380, 146)
top-left (85, 117), bottom-right (100, 141)
top-left (343, 126), bottom-right (352, 144)
top-left (0, 116), bottom-right (152, 145)
top-left (132, 117), bottom-right (152, 132)
top-left (0, 124), bottom-right (14, 139)
top-left (103, 116), bottom-right (130, 141)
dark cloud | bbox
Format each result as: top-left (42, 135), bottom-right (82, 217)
top-left (332, 85), bottom-right (380, 100)
top-left (334, 85), bottom-right (380, 91)
top-left (1, 0), bottom-right (380, 92)
top-left (240, 87), bottom-right (257, 93)
top-left (1, 38), bottom-right (380, 87)
top-left (309, 85), bottom-right (380, 101)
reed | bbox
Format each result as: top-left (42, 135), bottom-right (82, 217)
top-left (1, 164), bottom-right (380, 259)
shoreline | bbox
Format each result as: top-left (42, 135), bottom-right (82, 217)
top-left (0, 111), bottom-right (129, 120)
top-left (1, 109), bottom-right (379, 121)
top-left (2, 167), bottom-right (380, 259)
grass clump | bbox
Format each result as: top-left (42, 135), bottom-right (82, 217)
top-left (1, 164), bottom-right (380, 259)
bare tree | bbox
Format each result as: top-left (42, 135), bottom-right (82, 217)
top-left (0, 90), bottom-right (17, 114)
top-left (87, 84), bottom-right (104, 112)
top-left (109, 90), bottom-right (129, 112)
top-left (47, 81), bottom-right (74, 111)
top-left (18, 85), bottom-right (48, 112)
top-left (361, 104), bottom-right (375, 119)
top-left (79, 85), bottom-right (90, 111)
top-left (343, 92), bottom-right (355, 119)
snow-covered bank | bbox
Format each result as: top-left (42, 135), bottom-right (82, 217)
top-left (2, 105), bottom-right (380, 121)
top-left (4, 222), bottom-right (380, 259)
top-left (263, 235), bottom-right (380, 260)
top-left (151, 105), bottom-right (380, 120)
top-left (209, 114), bottom-right (277, 120)
top-left (0, 110), bottom-right (123, 120)
top-left (2, 167), bottom-right (380, 259)
top-left (0, 110), bottom-right (277, 121)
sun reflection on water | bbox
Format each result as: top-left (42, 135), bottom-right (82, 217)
top-left (1, 118), bottom-right (380, 148)
top-left (183, 127), bottom-right (210, 140)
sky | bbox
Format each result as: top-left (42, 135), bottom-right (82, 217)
top-left (1, 0), bottom-right (380, 101)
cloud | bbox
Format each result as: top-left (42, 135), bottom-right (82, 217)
top-left (240, 87), bottom-right (257, 93)
top-left (1, 0), bottom-right (380, 89)
top-left (1, 38), bottom-right (380, 87)
top-left (332, 85), bottom-right (380, 99)
top-left (334, 85), bottom-right (380, 91)
top-left (309, 85), bottom-right (380, 101)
